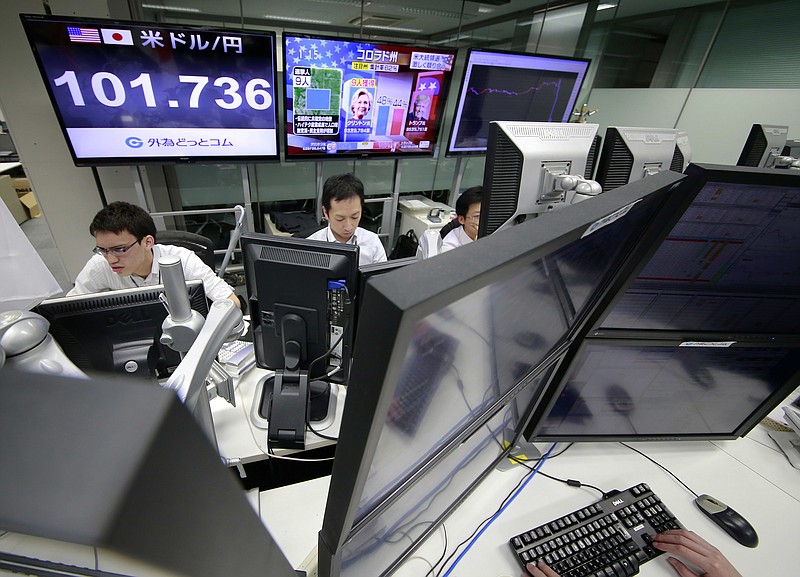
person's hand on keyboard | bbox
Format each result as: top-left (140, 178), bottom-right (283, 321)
top-left (522, 560), bottom-right (559, 577)
top-left (652, 530), bottom-right (743, 577)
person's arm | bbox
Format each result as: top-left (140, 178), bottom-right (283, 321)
top-left (66, 255), bottom-right (109, 296)
top-left (652, 530), bottom-right (743, 577)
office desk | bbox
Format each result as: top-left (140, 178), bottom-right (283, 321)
top-left (211, 365), bottom-right (346, 466)
top-left (398, 196), bottom-right (453, 240)
top-left (259, 428), bottom-right (799, 577)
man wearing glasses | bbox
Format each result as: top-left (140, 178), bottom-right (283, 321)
top-left (67, 201), bottom-right (240, 308)
top-left (442, 186), bottom-right (483, 252)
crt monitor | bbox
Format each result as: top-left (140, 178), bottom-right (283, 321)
top-left (317, 170), bottom-right (688, 577)
top-left (478, 121), bottom-right (602, 237)
top-left (34, 280), bottom-right (208, 380)
top-left (0, 368), bottom-right (298, 577)
top-left (447, 48), bottom-right (590, 155)
top-left (525, 163), bottom-right (800, 443)
top-left (241, 233), bottom-right (359, 449)
top-left (282, 32), bottom-right (456, 158)
top-left (20, 13), bottom-right (279, 166)
top-left (736, 123), bottom-right (790, 168)
top-left (594, 126), bottom-right (687, 192)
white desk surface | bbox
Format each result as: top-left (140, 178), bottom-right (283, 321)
top-left (0, 162), bottom-right (21, 174)
top-left (211, 365), bottom-right (345, 466)
top-left (259, 426), bottom-right (800, 577)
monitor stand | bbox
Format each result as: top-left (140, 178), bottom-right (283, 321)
top-left (252, 370), bottom-right (335, 450)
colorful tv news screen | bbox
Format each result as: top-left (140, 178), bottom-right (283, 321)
top-left (447, 48), bottom-right (590, 155)
top-left (283, 33), bottom-right (456, 158)
top-left (20, 14), bottom-right (279, 166)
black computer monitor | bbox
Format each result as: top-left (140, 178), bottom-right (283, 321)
top-left (478, 121), bottom-right (602, 237)
top-left (34, 280), bottom-right (208, 380)
top-left (0, 368), bottom-right (298, 577)
top-left (317, 170), bottom-right (688, 577)
top-left (594, 126), bottom-right (688, 192)
top-left (736, 123), bottom-right (790, 168)
top-left (525, 163), bottom-right (800, 442)
top-left (241, 233), bottom-right (359, 449)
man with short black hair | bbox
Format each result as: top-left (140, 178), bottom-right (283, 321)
top-left (307, 173), bottom-right (387, 266)
top-left (68, 201), bottom-right (239, 308)
top-left (442, 186), bottom-right (482, 252)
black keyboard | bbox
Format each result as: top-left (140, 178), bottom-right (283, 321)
top-left (509, 483), bottom-right (683, 577)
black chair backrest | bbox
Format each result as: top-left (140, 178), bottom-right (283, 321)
top-left (157, 230), bottom-right (215, 270)
top-left (292, 224), bottom-right (326, 239)
top-left (438, 218), bottom-right (461, 239)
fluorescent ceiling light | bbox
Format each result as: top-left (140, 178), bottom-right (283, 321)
top-left (361, 24), bottom-right (423, 33)
top-left (264, 15), bottom-right (333, 24)
top-left (597, 3), bottom-right (617, 10)
top-left (141, 3), bottom-right (201, 12)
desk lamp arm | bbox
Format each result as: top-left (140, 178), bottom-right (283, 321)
top-left (163, 298), bottom-right (243, 452)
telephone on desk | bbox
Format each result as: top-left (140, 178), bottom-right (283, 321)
top-left (427, 208), bottom-right (442, 223)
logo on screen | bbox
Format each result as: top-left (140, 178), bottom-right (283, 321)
top-left (125, 137), bottom-right (143, 148)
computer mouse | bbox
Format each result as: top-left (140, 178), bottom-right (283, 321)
top-left (694, 494), bottom-right (759, 548)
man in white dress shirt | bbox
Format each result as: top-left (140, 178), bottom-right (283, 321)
top-left (68, 201), bottom-right (240, 308)
top-left (442, 186), bottom-right (482, 252)
top-left (307, 173), bottom-right (387, 267)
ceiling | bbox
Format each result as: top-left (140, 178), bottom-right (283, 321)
top-left (136, 0), bottom-right (725, 47)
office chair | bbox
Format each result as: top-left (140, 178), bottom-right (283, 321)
top-left (438, 217), bottom-right (461, 239)
top-left (292, 223), bottom-right (326, 238)
top-left (156, 230), bottom-right (215, 270)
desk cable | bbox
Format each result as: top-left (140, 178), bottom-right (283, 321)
top-left (619, 442), bottom-right (699, 498)
top-left (433, 443), bottom-right (558, 577)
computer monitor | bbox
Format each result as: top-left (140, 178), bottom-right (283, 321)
top-left (0, 368), bottom-right (298, 577)
top-left (317, 170), bottom-right (688, 577)
top-left (34, 280), bottom-right (208, 380)
top-left (594, 126), bottom-right (685, 192)
top-left (736, 123), bottom-right (789, 168)
top-left (446, 48), bottom-right (590, 155)
top-left (241, 233), bottom-right (359, 449)
top-left (478, 121), bottom-right (602, 237)
top-left (525, 163), bottom-right (800, 442)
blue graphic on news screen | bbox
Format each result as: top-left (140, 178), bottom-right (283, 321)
top-left (33, 22), bottom-right (277, 130)
top-left (283, 34), bottom-right (453, 155)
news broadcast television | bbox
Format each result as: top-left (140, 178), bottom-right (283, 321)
top-left (0, 369), bottom-right (298, 577)
top-left (318, 170), bottom-right (691, 577)
top-left (446, 48), bottom-right (590, 155)
top-left (34, 280), bottom-right (208, 380)
top-left (282, 33), bottom-right (456, 158)
top-left (478, 121), bottom-right (602, 237)
top-left (594, 126), bottom-right (690, 192)
top-left (241, 233), bottom-right (359, 449)
top-left (736, 123), bottom-right (790, 168)
top-left (20, 13), bottom-right (279, 165)
top-left (525, 163), bottom-right (800, 443)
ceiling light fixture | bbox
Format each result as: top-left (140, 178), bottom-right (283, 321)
top-left (263, 15), bottom-right (333, 25)
top-left (141, 4), bottom-right (201, 13)
top-left (597, 3), bottom-right (618, 10)
top-left (361, 24), bottom-right (423, 33)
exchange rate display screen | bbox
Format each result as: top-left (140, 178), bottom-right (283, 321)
top-left (283, 33), bottom-right (456, 158)
top-left (21, 14), bottom-right (279, 165)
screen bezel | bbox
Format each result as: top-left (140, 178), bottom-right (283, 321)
top-left (281, 31), bottom-right (456, 160)
top-left (20, 13), bottom-right (280, 166)
top-left (445, 47), bottom-right (591, 157)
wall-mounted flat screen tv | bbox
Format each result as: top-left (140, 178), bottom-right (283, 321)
top-left (283, 33), bottom-right (456, 159)
top-left (447, 48), bottom-right (590, 156)
top-left (20, 13), bottom-right (279, 166)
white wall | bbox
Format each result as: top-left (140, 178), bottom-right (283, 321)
top-left (587, 88), bottom-right (800, 165)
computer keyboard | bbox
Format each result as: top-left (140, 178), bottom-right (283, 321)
top-left (509, 483), bottom-right (683, 577)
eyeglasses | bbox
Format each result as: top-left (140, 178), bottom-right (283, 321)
top-left (465, 214), bottom-right (481, 222)
top-left (92, 239), bottom-right (140, 257)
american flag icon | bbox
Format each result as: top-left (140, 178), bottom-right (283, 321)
top-left (67, 27), bottom-right (101, 44)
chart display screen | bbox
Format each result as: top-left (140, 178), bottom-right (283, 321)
top-left (21, 14), bottom-right (279, 165)
top-left (283, 33), bottom-right (456, 158)
top-left (447, 49), bottom-right (590, 155)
